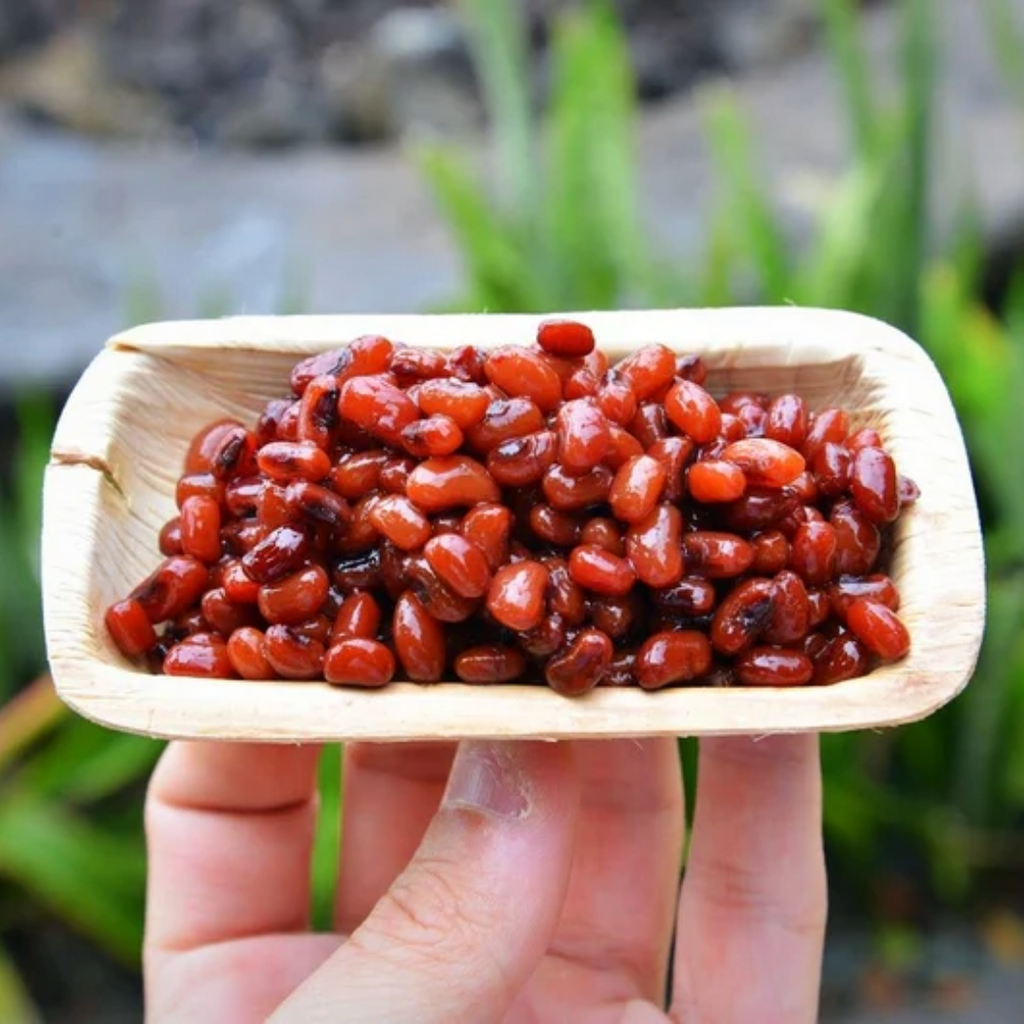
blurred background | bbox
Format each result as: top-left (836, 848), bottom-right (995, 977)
top-left (2, 0), bottom-right (1024, 1020)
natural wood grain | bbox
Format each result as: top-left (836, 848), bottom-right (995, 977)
top-left (41, 308), bottom-right (985, 742)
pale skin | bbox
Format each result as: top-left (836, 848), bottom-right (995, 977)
top-left (144, 734), bottom-right (826, 1023)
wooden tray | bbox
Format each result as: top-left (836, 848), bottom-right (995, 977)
top-left (41, 308), bottom-right (985, 742)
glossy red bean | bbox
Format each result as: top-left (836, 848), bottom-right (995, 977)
top-left (487, 430), bottom-right (557, 487)
top-left (537, 318), bottom-right (596, 357)
top-left (710, 578), bottom-right (774, 655)
top-left (416, 378), bottom-right (490, 429)
top-left (465, 398), bottom-right (546, 453)
top-left (324, 638), bottom-right (396, 686)
top-left (721, 438), bottom-right (805, 488)
top-left (579, 517), bottom-right (624, 555)
top-left (241, 524), bottom-right (311, 584)
top-left (626, 504), bottom-right (684, 588)
top-left (635, 631), bottom-right (712, 689)
top-left (831, 500), bottom-right (882, 575)
top-left (652, 577), bottom-right (717, 615)
top-left (337, 375), bottom-right (420, 447)
top-left (664, 379), bottom-right (722, 443)
top-left (850, 446), bottom-right (899, 523)
top-left (721, 489), bottom-right (799, 533)
top-left (460, 504), bottom-right (512, 570)
top-left (164, 633), bottom-right (235, 678)
top-left (367, 495), bottom-right (431, 551)
top-left (751, 531), bottom-right (790, 574)
top-left (175, 472), bottom-right (225, 509)
top-left (545, 629), bottom-right (613, 696)
top-left (177, 495), bottom-right (220, 564)
top-left (406, 456), bottom-right (501, 512)
top-left (846, 598), bottom-right (910, 660)
top-left (298, 374), bottom-right (340, 448)
top-left (555, 399), bottom-right (610, 473)
top-left (105, 599), bottom-right (158, 658)
top-left (616, 344), bottom-right (676, 400)
top-left (735, 646), bottom-right (813, 686)
top-left (329, 450), bottom-right (388, 499)
top-left (764, 570), bottom-right (810, 645)
top-left (803, 408), bottom-right (848, 461)
top-left (200, 587), bottom-right (257, 636)
top-left (424, 534), bottom-right (492, 599)
top-left (331, 591), bottom-right (382, 643)
top-left (568, 545), bottom-right (636, 596)
top-left (590, 593), bottom-right (640, 639)
top-left (790, 521), bottom-right (838, 587)
top-left (627, 402), bottom-right (670, 448)
top-left (130, 556), bottom-right (210, 623)
top-left (486, 561), bottom-right (549, 631)
top-left (847, 427), bottom-right (883, 452)
top-left (543, 558), bottom-right (588, 625)
top-left (391, 346), bottom-right (450, 384)
top-left (596, 374), bottom-right (638, 426)
top-left (401, 415), bottom-right (464, 458)
top-left (688, 460), bottom-right (746, 503)
top-left (484, 347), bottom-right (563, 412)
top-left (261, 625), bottom-right (325, 679)
top-left (257, 564), bottom-right (329, 625)
top-left (828, 574), bottom-right (900, 620)
top-left (813, 632), bottom-right (871, 684)
top-left (393, 590), bottom-right (446, 681)
top-left (812, 442), bottom-right (851, 497)
top-left (158, 517), bottom-right (184, 557)
top-left (185, 420), bottom-right (245, 475)
top-left (454, 645), bottom-right (527, 684)
top-left (608, 455), bottom-right (666, 524)
top-left (226, 627), bottom-right (276, 680)
top-left (765, 394), bottom-right (809, 448)
top-left (647, 436), bottom-right (693, 503)
top-left (257, 441), bottom-right (331, 483)
top-left (604, 425), bottom-right (645, 470)
top-left (682, 531), bottom-right (755, 579)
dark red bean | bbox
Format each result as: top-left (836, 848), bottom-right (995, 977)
top-left (711, 578), bottom-right (774, 655)
top-left (813, 633), bottom-right (871, 684)
top-left (790, 521), bottom-right (838, 587)
top-left (596, 374), bottom-right (638, 426)
top-left (379, 456), bottom-right (417, 494)
top-left (850, 446), bottom-right (899, 523)
top-left (257, 441), bottom-right (331, 483)
top-left (579, 517), bottom-right (624, 556)
top-left (424, 534), bottom-right (492, 599)
top-left (454, 645), bottom-right (527, 684)
top-left (164, 633), bottom-right (235, 678)
top-left (651, 577), bottom-right (717, 615)
top-left (628, 403), bottom-right (670, 448)
top-left (465, 398), bottom-right (546, 453)
top-left (298, 374), bottom-right (340, 448)
top-left (721, 489), bottom-right (799, 533)
top-left (332, 591), bottom-right (383, 642)
top-left (803, 408), bottom-right (848, 461)
top-left (608, 455), bottom-right (666, 524)
top-left (291, 336), bottom-right (393, 396)
top-left (828, 574), bottom-right (900, 620)
top-left (486, 561), bottom-right (549, 631)
top-left (257, 565), bottom-right (329, 625)
top-left (401, 415), bottom-right (464, 458)
top-left (406, 456), bottom-right (501, 512)
top-left (405, 556), bottom-right (479, 623)
top-left (185, 419), bottom-right (245, 475)
top-left (682, 532), bottom-right (755, 579)
top-left (367, 495), bottom-right (432, 551)
top-left (846, 598), bottom-right (910, 660)
top-left (324, 638), bottom-right (396, 687)
top-left (158, 517), bottom-right (183, 556)
top-left (393, 590), bottom-right (446, 682)
top-left (241, 524), bottom-right (311, 584)
top-left (626, 504), bottom-right (683, 588)
top-left (519, 614), bottom-right (568, 658)
top-left (676, 354), bottom-right (708, 385)
top-left (751, 531), bottom-right (790, 574)
top-left (329, 450), bottom-right (388, 499)
top-left (545, 629), bottom-right (613, 696)
top-left (542, 464), bottom-right (613, 512)
top-left (812, 442), bottom-right (852, 497)
top-left (227, 627), bottom-right (276, 680)
top-left (590, 593), bottom-right (640, 639)
top-left (544, 557), bottom-right (588, 626)
top-left (831, 500), bottom-right (882, 575)
top-left (636, 631), bottom-right (712, 689)
top-left (487, 430), bottom-right (557, 487)
top-left (176, 472), bottom-right (225, 509)
top-left (130, 556), bottom-right (210, 623)
top-left (263, 625), bottom-right (325, 680)
top-left (391, 346), bottom-right (451, 384)
top-left (604, 425), bottom-right (645, 469)
top-left (447, 344), bottom-right (487, 383)
top-left (537, 318), bottom-right (596, 357)
top-left (765, 394), bottom-right (809, 449)
top-left (105, 599), bottom-right (158, 658)
top-left (735, 647), bottom-right (813, 686)
top-left (460, 504), bottom-right (512, 571)
top-left (807, 589), bottom-right (830, 628)
top-left (764, 570), bottom-right (810, 645)
top-left (201, 588), bottom-right (257, 636)
top-left (285, 481), bottom-right (350, 527)
top-left (647, 436), bottom-right (694, 504)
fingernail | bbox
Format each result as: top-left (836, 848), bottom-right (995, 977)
top-left (442, 741), bottom-right (532, 821)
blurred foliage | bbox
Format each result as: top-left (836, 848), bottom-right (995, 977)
top-left (2, 0), bottom-right (1024, 1007)
top-left (427, 0), bottom-right (1024, 906)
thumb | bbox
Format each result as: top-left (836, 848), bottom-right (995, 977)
top-left (270, 740), bottom-right (580, 1024)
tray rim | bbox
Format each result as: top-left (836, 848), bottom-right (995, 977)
top-left (42, 306), bottom-right (986, 743)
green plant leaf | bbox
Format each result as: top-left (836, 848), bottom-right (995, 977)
top-left (0, 943), bottom-right (40, 1024)
top-left (311, 744), bottom-right (342, 932)
top-left (820, 0), bottom-right (878, 158)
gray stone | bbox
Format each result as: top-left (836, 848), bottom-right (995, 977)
top-left (2, 0), bottom-right (1024, 390)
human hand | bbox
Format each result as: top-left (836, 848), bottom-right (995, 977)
top-left (144, 733), bottom-right (825, 1022)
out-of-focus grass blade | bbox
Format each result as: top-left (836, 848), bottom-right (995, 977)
top-left (702, 91), bottom-right (791, 303)
top-left (985, 0), bottom-right (1024, 106)
top-left (19, 717), bottom-right (161, 803)
top-left (0, 791), bottom-right (145, 964)
top-left (13, 396), bottom-right (52, 584)
top-left (418, 147), bottom-right (541, 310)
top-left (457, 0), bottom-right (534, 213)
top-left (0, 944), bottom-right (40, 1024)
top-left (820, 0), bottom-right (878, 159)
top-left (311, 744), bottom-right (342, 932)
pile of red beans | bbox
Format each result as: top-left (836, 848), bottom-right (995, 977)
top-left (104, 319), bottom-right (918, 696)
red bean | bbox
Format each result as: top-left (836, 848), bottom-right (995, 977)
top-left (391, 346), bottom-right (450, 384)
top-left (465, 398), bottom-right (546, 453)
top-left (831, 500), bottom-right (882, 575)
top-left (405, 555), bottom-right (479, 623)
top-left (324, 638), bottom-right (396, 686)
top-left (682, 531), bottom-right (755, 579)
top-left (130, 556), bottom-right (210, 623)
top-left (813, 632), bottom-right (871, 684)
top-left (568, 545), bottom-right (636, 596)
top-left (735, 647), bottom-right (813, 686)
top-left (847, 427), bottom-right (883, 452)
top-left (424, 534), bottom-right (492, 599)
top-left (291, 335), bottom-right (393, 396)
top-left (454, 645), bottom-right (527, 684)
top-left (688, 460), bottom-right (746, 503)
top-left (803, 408), bottom-right (848, 461)
top-left (487, 430), bottom-right (557, 487)
top-left (751, 531), bottom-right (790, 574)
top-left (406, 456), bottom-right (501, 512)
top-left (263, 625), bottom-right (325, 680)
top-left (257, 441), bottom-right (331, 483)
top-left (542, 464), bottom-right (613, 512)
top-left (850, 446), bottom-right (900, 523)
top-left (201, 587), bottom-right (257, 636)
top-left (626, 504), bottom-right (683, 588)
top-left (241, 524), bottom-right (311, 584)
top-left (379, 456), bottom-right (417, 494)
top-left (608, 455), bottom-right (667, 524)
top-left (545, 629), bottom-right (613, 696)
top-left (711, 578), bottom-right (774, 655)
top-left (636, 631), bottom-right (712, 689)
top-left (665, 379), bottom-right (722, 443)
top-left (556, 399), bottom-right (610, 473)
top-left (790, 521), bottom-right (838, 587)
top-left (676, 354), bottom-right (708, 385)
top-left (401, 415), bottom-right (464, 458)
top-left (330, 450), bottom-right (388, 498)
top-left (828, 574), bottom-right (900, 620)
top-left (227, 627), bottom-right (276, 680)
top-left (416, 378), bottom-right (490, 429)
top-left (331, 591), bottom-right (383, 642)
top-left (337, 375), bottom-right (420, 447)
top-left (764, 570), bottom-right (810, 645)
top-left (765, 394), bottom-right (809, 449)
top-left (285, 481), bottom-right (350, 527)
top-left (846, 598), bottom-right (910, 660)
top-left (812, 442), bottom-right (852, 497)
top-left (298, 374), bottom-right (340, 448)
top-left (484, 347), bottom-right (563, 413)
top-left (257, 565), bottom-right (329, 625)
top-left (393, 590), bottom-right (446, 681)
top-left (721, 438), bottom-right (805, 488)
top-left (616, 344), bottom-right (676, 400)
top-left (176, 472), bottom-right (225, 509)
top-left (179, 495), bottom-right (222, 564)
top-left (367, 495), bottom-right (431, 551)
top-left (579, 517), bottom-right (624, 555)
top-left (105, 599), bottom-right (157, 658)
top-left (537, 318), bottom-right (596, 357)
top-left (158, 517), bottom-right (183, 556)
top-left (164, 633), bottom-right (235, 678)
top-left (721, 489), bottom-right (799, 533)
top-left (628, 402), bottom-right (670, 448)
top-left (544, 557), bottom-right (588, 625)
top-left (647, 436), bottom-right (693, 503)
top-left (604, 425), bottom-right (645, 469)
top-left (486, 561), bottom-right (549, 631)
top-left (223, 560), bottom-right (261, 604)
top-left (596, 374), bottom-right (638, 426)
top-left (590, 593), bottom-right (640, 639)
top-left (460, 504), bottom-right (512, 571)
top-left (447, 344), bottom-right (487, 383)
